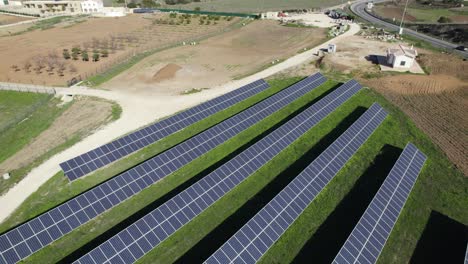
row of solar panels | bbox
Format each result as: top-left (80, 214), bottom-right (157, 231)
top-left (74, 89), bottom-right (426, 263)
top-left (0, 74), bottom-right (427, 264)
top-left (0, 73), bottom-right (326, 263)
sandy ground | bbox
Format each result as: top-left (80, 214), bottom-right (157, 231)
top-left (0, 14), bottom-right (236, 86)
top-left (0, 14), bottom-right (33, 25)
top-left (273, 13), bottom-right (338, 28)
top-left (0, 97), bottom-right (113, 176)
top-left (102, 20), bottom-right (327, 96)
top-left (0, 21), bottom-right (361, 223)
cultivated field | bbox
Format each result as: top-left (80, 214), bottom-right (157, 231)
top-left (0, 14), bottom-right (34, 25)
top-left (160, 0), bottom-right (343, 13)
top-left (362, 53), bottom-right (468, 176)
top-left (0, 92), bottom-right (120, 195)
top-left (101, 20), bottom-right (327, 95)
top-left (0, 14), bottom-right (238, 86)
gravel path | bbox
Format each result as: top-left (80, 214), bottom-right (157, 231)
top-left (0, 22), bottom-right (360, 223)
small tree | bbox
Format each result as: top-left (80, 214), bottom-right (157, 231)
top-left (72, 51), bottom-right (79, 60)
top-left (63, 49), bottom-right (71, 60)
top-left (92, 52), bottom-right (100, 62)
top-left (71, 46), bottom-right (81, 54)
top-left (23, 61), bottom-right (32, 73)
top-left (101, 49), bottom-right (109, 57)
top-left (82, 51), bottom-right (89, 61)
top-left (437, 16), bottom-right (451, 23)
top-left (194, 7), bottom-right (201, 11)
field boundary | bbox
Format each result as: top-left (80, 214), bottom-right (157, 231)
top-left (0, 82), bottom-right (56, 94)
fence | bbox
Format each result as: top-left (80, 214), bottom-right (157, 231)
top-left (153, 8), bottom-right (259, 19)
top-left (0, 82), bottom-right (56, 94)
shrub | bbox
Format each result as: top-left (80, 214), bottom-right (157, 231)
top-left (437, 16), bottom-right (451, 23)
top-left (82, 51), bottom-right (89, 61)
top-left (63, 49), bottom-right (71, 60)
top-left (101, 49), bottom-right (109, 57)
top-left (92, 52), bottom-right (100, 62)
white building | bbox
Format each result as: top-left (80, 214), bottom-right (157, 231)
top-left (261, 12), bottom-right (279, 19)
top-left (80, 0), bottom-right (102, 13)
top-left (386, 44), bottom-right (417, 68)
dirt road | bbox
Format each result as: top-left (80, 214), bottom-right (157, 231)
top-left (0, 22), bottom-right (360, 223)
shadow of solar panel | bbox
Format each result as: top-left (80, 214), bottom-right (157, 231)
top-left (205, 103), bottom-right (388, 264)
top-left (61, 79), bottom-right (271, 181)
top-left (0, 73), bottom-right (327, 264)
top-left (72, 78), bottom-right (363, 264)
top-left (332, 143), bottom-right (426, 264)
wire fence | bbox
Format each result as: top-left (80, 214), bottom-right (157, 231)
top-left (0, 82), bottom-right (56, 94)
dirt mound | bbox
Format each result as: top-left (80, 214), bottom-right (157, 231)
top-left (153, 63), bottom-right (182, 82)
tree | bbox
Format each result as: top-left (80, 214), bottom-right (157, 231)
top-left (63, 49), bottom-right (71, 60)
top-left (437, 16), bottom-right (451, 23)
top-left (194, 7), bottom-right (201, 11)
top-left (93, 52), bottom-right (100, 62)
top-left (82, 51), bottom-right (89, 61)
top-left (101, 49), bottom-right (109, 57)
top-left (127, 2), bottom-right (137, 8)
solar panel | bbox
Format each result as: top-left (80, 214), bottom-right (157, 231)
top-left (465, 242), bottom-right (468, 264)
top-left (72, 79), bottom-right (363, 264)
top-left (333, 143), bottom-right (427, 264)
top-left (205, 103), bottom-right (388, 264)
top-left (0, 73), bottom-right (327, 264)
top-left (61, 79), bottom-right (271, 181)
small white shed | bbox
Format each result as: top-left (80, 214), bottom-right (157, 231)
top-left (386, 45), bottom-right (417, 68)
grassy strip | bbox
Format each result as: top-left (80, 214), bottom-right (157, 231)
top-left (137, 86), bottom-right (466, 264)
top-left (0, 77), bottom-right (301, 232)
top-left (18, 80), bottom-right (336, 263)
top-left (84, 18), bottom-right (249, 87)
top-left (259, 89), bottom-right (467, 263)
top-left (0, 96), bottom-right (66, 165)
top-left (0, 99), bottom-right (122, 196)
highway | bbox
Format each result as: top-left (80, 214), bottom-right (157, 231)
top-left (350, 0), bottom-right (468, 58)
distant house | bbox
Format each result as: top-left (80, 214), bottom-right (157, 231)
top-left (260, 12), bottom-right (279, 19)
top-left (386, 44), bottom-right (417, 68)
top-left (22, 0), bottom-right (103, 16)
top-left (80, 0), bottom-right (103, 13)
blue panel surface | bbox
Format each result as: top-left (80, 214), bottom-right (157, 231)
top-left (73, 77), bottom-right (362, 264)
top-left (61, 79), bottom-right (271, 181)
top-left (0, 73), bottom-right (327, 264)
top-left (205, 103), bottom-right (388, 264)
top-left (332, 143), bottom-right (426, 264)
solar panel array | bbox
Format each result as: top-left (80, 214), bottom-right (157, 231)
top-left (0, 73), bottom-right (326, 264)
top-left (205, 103), bottom-right (388, 264)
top-left (73, 78), bottom-right (363, 264)
top-left (465, 242), bottom-right (468, 264)
top-left (61, 79), bottom-right (271, 181)
top-left (333, 143), bottom-right (426, 264)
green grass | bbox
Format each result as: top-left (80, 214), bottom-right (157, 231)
top-left (374, 5), bottom-right (468, 23)
top-left (160, 0), bottom-right (342, 13)
top-left (28, 16), bottom-right (71, 31)
top-left (0, 91), bottom-right (63, 165)
top-left (5, 79), bottom-right (338, 263)
top-left (0, 76), bottom-right (302, 232)
top-left (0, 93), bottom-right (121, 195)
top-left (1, 76), bottom-right (466, 263)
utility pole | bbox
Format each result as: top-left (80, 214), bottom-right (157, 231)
top-left (399, 0), bottom-right (409, 35)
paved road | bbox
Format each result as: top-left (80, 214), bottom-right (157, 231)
top-left (350, 0), bottom-right (468, 58)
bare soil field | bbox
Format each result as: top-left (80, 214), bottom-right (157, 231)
top-left (102, 20), bottom-right (327, 95)
top-left (0, 96), bottom-right (115, 190)
top-left (0, 14), bottom-right (33, 25)
top-left (0, 14), bottom-right (237, 86)
top-left (373, 6), bottom-right (418, 22)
